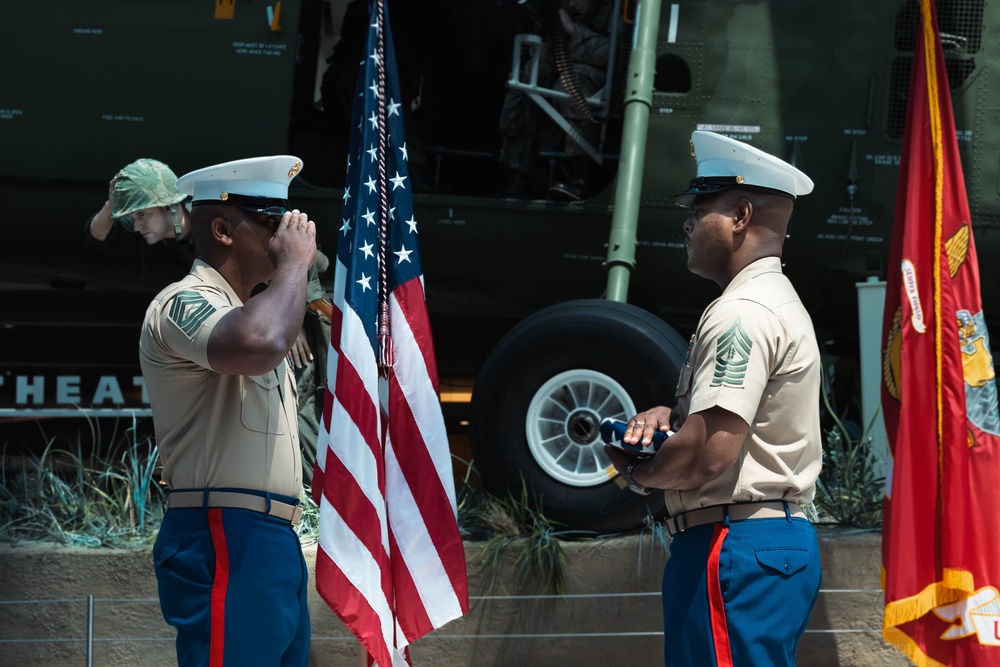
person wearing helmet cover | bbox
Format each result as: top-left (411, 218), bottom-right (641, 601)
top-left (85, 158), bottom-right (192, 250)
top-left (83, 157), bottom-right (331, 485)
top-left (605, 131), bottom-right (822, 667)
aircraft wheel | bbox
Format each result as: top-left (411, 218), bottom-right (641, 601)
top-left (469, 299), bottom-right (688, 533)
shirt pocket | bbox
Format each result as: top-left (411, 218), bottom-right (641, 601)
top-left (241, 373), bottom-right (287, 435)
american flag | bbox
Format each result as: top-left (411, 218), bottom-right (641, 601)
top-left (312, 2), bottom-right (469, 665)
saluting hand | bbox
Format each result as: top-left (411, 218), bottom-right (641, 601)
top-left (269, 209), bottom-right (317, 269)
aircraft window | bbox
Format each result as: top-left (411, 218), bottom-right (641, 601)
top-left (886, 55), bottom-right (976, 139)
top-left (654, 54), bottom-right (692, 94)
top-left (894, 0), bottom-right (984, 54)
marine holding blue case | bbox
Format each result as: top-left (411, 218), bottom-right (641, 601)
top-left (600, 418), bottom-right (671, 460)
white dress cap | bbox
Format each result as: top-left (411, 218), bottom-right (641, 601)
top-left (176, 155), bottom-right (304, 204)
top-left (674, 131), bottom-right (813, 207)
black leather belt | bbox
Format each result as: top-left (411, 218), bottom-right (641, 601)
top-left (667, 501), bottom-right (804, 537)
top-left (166, 490), bottom-right (303, 526)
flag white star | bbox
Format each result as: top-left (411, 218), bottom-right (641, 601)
top-left (394, 244), bottom-right (413, 264)
top-left (341, 218), bottom-right (351, 236)
top-left (405, 216), bottom-right (418, 233)
top-left (369, 79), bottom-right (380, 99)
top-left (390, 172), bottom-right (407, 190)
top-left (369, 49), bottom-right (379, 65)
top-left (367, 144), bottom-right (378, 162)
top-left (365, 175), bottom-right (377, 194)
top-left (357, 273), bottom-right (372, 291)
top-left (360, 240), bottom-right (375, 259)
top-left (362, 208), bottom-right (377, 226)
top-left (342, 186), bottom-right (351, 203)
top-left (387, 99), bottom-right (401, 117)
top-left (400, 142), bottom-right (408, 161)
top-left (368, 111), bottom-right (379, 130)
top-left (388, 206), bottom-right (396, 221)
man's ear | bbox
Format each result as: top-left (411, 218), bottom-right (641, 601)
top-left (733, 198), bottom-right (753, 233)
top-left (211, 216), bottom-right (235, 247)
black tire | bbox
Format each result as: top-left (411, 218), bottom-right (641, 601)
top-left (469, 299), bottom-right (688, 533)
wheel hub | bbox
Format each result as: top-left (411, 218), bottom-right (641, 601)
top-left (567, 410), bottom-right (600, 445)
top-left (524, 369), bottom-right (636, 487)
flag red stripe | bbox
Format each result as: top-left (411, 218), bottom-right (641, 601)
top-left (387, 528), bottom-right (436, 641)
top-left (315, 546), bottom-right (394, 667)
top-left (388, 369), bottom-right (469, 599)
top-left (323, 438), bottom-right (390, 567)
top-left (314, 285), bottom-right (345, 505)
top-left (393, 279), bottom-right (439, 389)
top-left (332, 348), bottom-right (383, 472)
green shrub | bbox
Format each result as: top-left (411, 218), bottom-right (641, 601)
top-left (813, 377), bottom-right (885, 528)
top-left (1, 416), bottom-right (164, 547)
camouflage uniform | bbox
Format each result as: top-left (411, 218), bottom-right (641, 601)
top-left (296, 249), bottom-right (332, 487)
top-left (498, 0), bottom-right (613, 189)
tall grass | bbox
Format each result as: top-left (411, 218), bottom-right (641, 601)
top-left (1, 433), bottom-right (601, 601)
top-left (0, 414), bottom-right (164, 547)
top-left (813, 373), bottom-right (885, 528)
top-left (459, 468), bottom-right (598, 595)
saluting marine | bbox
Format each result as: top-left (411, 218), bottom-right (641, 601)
top-left (140, 155), bottom-right (316, 667)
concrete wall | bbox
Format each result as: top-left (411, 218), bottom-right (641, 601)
top-left (0, 527), bottom-right (906, 666)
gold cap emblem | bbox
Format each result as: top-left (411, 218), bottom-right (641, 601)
top-left (220, 192), bottom-right (229, 201)
top-left (690, 140), bottom-right (696, 158)
top-left (288, 161), bottom-right (302, 178)
top-left (735, 175), bottom-right (745, 184)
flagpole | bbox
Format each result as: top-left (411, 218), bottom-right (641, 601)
top-left (356, 644), bottom-right (369, 667)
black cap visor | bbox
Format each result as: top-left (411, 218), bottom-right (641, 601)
top-left (674, 176), bottom-right (796, 208)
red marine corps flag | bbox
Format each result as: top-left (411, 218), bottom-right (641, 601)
top-left (881, 0), bottom-right (1000, 664)
top-left (311, 0), bottom-right (469, 665)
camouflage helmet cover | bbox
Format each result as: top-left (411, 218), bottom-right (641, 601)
top-left (111, 159), bottom-right (188, 219)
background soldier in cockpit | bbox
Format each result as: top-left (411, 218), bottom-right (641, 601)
top-left (498, 0), bottom-right (613, 201)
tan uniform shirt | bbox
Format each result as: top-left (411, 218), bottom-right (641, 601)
top-left (139, 260), bottom-right (302, 497)
top-left (667, 257), bottom-right (822, 516)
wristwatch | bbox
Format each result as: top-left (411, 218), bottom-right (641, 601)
top-left (624, 460), bottom-right (653, 496)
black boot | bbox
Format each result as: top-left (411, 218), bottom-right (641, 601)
top-left (549, 157), bottom-right (590, 201)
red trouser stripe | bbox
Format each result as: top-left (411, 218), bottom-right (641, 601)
top-left (707, 523), bottom-right (734, 667)
top-left (208, 509), bottom-right (230, 667)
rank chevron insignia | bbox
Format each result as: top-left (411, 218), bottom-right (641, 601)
top-left (712, 319), bottom-right (752, 387)
top-left (168, 290), bottom-right (216, 338)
